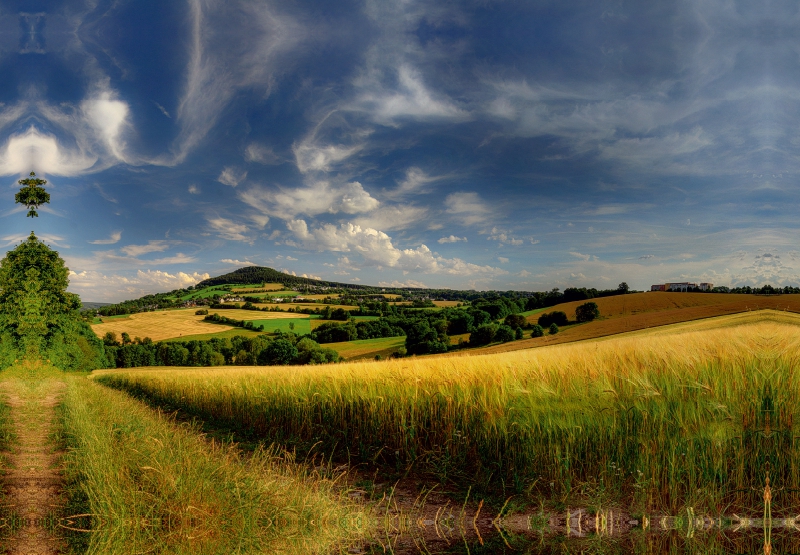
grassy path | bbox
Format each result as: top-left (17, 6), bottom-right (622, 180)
top-left (0, 369), bottom-right (66, 554)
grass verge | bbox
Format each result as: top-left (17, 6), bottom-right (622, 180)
top-left (58, 375), bottom-right (370, 555)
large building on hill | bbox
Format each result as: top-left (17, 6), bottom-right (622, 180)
top-left (650, 282), bottom-right (713, 292)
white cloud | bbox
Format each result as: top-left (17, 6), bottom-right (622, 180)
top-left (486, 227), bottom-right (523, 246)
top-left (245, 143), bottom-right (282, 164)
top-left (0, 126), bottom-right (97, 176)
top-left (155, 0), bottom-right (304, 165)
top-left (438, 235), bottom-right (467, 244)
top-left (207, 216), bottom-right (251, 242)
top-left (89, 231), bottom-right (122, 245)
top-left (385, 167), bottom-right (444, 199)
top-left (378, 279), bottom-right (428, 288)
top-left (445, 192), bottom-right (490, 225)
top-left (285, 219), bottom-right (507, 277)
top-left (217, 166), bottom-right (247, 187)
top-left (293, 141), bottom-right (363, 174)
top-left (82, 91), bottom-right (130, 162)
top-left (1, 233), bottom-right (69, 248)
top-left (120, 241), bottom-right (169, 257)
top-left (354, 65), bottom-right (467, 123)
top-left (498, 256), bottom-right (509, 263)
top-left (239, 181), bottom-right (379, 220)
top-left (68, 269), bottom-right (210, 302)
top-left (188, 184), bottom-right (200, 194)
top-left (353, 205), bottom-right (428, 231)
top-left (221, 258), bottom-right (257, 266)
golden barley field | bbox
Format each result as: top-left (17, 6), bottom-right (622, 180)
top-left (95, 309), bottom-right (800, 513)
top-left (91, 308), bottom-right (308, 342)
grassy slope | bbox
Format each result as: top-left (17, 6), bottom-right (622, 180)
top-left (94, 310), bottom-right (800, 513)
top-left (474, 292), bottom-right (800, 354)
top-left (326, 336), bottom-right (406, 360)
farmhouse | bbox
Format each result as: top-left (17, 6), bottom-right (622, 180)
top-left (650, 282), bottom-right (713, 292)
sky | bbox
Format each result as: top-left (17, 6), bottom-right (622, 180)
top-left (0, 0), bottom-right (797, 302)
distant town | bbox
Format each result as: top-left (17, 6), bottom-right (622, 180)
top-left (650, 282), bottom-right (714, 292)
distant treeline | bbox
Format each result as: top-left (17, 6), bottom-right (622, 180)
top-left (101, 332), bottom-right (340, 368)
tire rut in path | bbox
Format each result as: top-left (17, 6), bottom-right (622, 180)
top-left (1, 380), bottom-right (67, 555)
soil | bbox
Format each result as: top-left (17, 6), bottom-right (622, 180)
top-left (0, 379), bottom-right (66, 555)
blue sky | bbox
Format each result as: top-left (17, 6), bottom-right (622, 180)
top-left (0, 0), bottom-right (796, 301)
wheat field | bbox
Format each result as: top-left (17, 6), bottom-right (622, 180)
top-left (94, 309), bottom-right (800, 513)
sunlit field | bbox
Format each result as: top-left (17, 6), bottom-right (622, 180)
top-left (95, 309), bottom-right (800, 515)
top-left (91, 308), bottom-right (310, 342)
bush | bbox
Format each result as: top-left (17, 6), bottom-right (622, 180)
top-left (575, 302), bottom-right (600, 323)
top-left (494, 325), bottom-right (516, 343)
top-left (548, 323), bottom-right (559, 335)
top-left (195, 309), bottom-right (209, 315)
top-left (503, 314), bottom-right (527, 329)
top-left (538, 311), bottom-right (569, 327)
top-left (469, 323), bottom-right (498, 346)
top-left (515, 327), bottom-right (523, 340)
top-left (530, 324), bottom-right (545, 338)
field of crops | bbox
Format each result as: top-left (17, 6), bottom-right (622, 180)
top-left (325, 336), bottom-right (406, 359)
top-left (94, 309), bottom-right (800, 514)
top-left (91, 308), bottom-right (308, 341)
top-left (477, 291), bottom-right (800, 354)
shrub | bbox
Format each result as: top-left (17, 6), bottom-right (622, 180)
top-left (504, 314), bottom-right (527, 329)
top-left (530, 324), bottom-right (545, 338)
top-left (538, 311), bottom-right (569, 327)
top-left (515, 327), bottom-right (523, 340)
top-left (494, 325), bottom-right (516, 343)
top-left (575, 301), bottom-right (600, 323)
top-left (195, 309), bottom-right (209, 315)
top-left (469, 323), bottom-right (498, 346)
top-left (548, 323), bottom-right (559, 335)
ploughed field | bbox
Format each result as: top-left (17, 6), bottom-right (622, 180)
top-left (94, 309), bottom-right (800, 515)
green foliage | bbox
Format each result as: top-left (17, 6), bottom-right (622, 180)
top-left (494, 324), bottom-right (516, 343)
top-left (530, 324), bottom-right (545, 338)
top-left (15, 172), bottom-right (50, 218)
top-left (548, 323), bottom-right (559, 335)
top-left (575, 301), bottom-right (600, 323)
top-left (469, 323), bottom-right (498, 346)
top-left (538, 310), bottom-right (569, 327)
top-left (0, 232), bottom-right (106, 370)
top-left (258, 339), bottom-right (298, 365)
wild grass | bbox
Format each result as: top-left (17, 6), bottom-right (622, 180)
top-left (94, 310), bottom-right (800, 514)
top-left (58, 375), bottom-right (370, 555)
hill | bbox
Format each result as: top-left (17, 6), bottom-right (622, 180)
top-left (196, 266), bottom-right (380, 291)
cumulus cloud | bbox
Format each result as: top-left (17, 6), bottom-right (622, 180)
top-left (438, 235), bottom-right (467, 244)
top-left (0, 126), bottom-right (97, 176)
top-left (353, 205), bottom-right (428, 231)
top-left (486, 227), bottom-right (523, 245)
top-left (239, 181), bottom-right (379, 220)
top-left (207, 216), bottom-right (251, 242)
top-left (188, 184), bottom-right (200, 194)
top-left (68, 269), bottom-right (210, 302)
top-left (89, 231), bottom-right (122, 245)
top-left (285, 219), bottom-right (507, 277)
top-left (217, 166), bottom-right (247, 187)
top-left (221, 258), bottom-right (257, 266)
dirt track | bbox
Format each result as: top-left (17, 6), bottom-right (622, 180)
top-left (1, 379), bottom-right (66, 554)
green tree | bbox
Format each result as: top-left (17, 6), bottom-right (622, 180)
top-left (494, 324), bottom-right (515, 343)
top-left (530, 324), bottom-right (545, 338)
top-left (258, 339), bottom-right (298, 365)
top-left (548, 323), bottom-right (559, 335)
top-left (15, 172), bottom-right (50, 218)
top-left (575, 301), bottom-right (600, 323)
